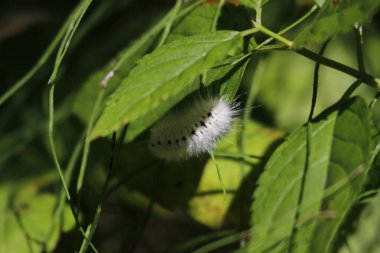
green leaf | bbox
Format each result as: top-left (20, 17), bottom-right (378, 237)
top-left (72, 14), bottom-right (165, 124)
top-left (295, 0), bottom-right (380, 47)
top-left (121, 3), bottom-right (252, 140)
top-left (249, 97), bottom-right (372, 253)
top-left (91, 31), bottom-right (242, 140)
top-left (338, 193), bottom-right (380, 253)
top-left (71, 1), bottom-right (206, 124)
top-left (219, 57), bottom-right (250, 100)
top-left (240, 0), bottom-right (270, 10)
top-left (168, 3), bottom-right (218, 40)
top-left (170, 3), bottom-right (252, 101)
top-left (169, 1), bottom-right (251, 39)
top-left (0, 181), bottom-right (75, 253)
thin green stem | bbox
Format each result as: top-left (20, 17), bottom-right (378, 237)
top-left (256, 44), bottom-right (288, 52)
top-left (78, 131), bottom-right (118, 253)
top-left (211, 153), bottom-right (227, 203)
top-left (243, 59), bottom-right (266, 124)
top-left (42, 133), bottom-right (84, 252)
top-left (162, 230), bottom-right (235, 253)
top-left (239, 27), bottom-right (260, 37)
top-left (2, 0), bottom-right (91, 105)
top-left (48, 85), bottom-right (71, 202)
top-left (211, 0), bottom-right (225, 32)
top-left (49, 85), bottom-right (98, 253)
top-left (202, 0), bottom-right (225, 85)
top-left (76, 89), bottom-right (105, 194)
top-left (257, 5), bottom-right (318, 49)
top-left (0, 22), bottom-right (66, 106)
top-left (254, 23), bottom-right (293, 47)
top-left (157, 0), bottom-right (183, 47)
top-left (46, 1), bottom-right (101, 251)
top-left (236, 57), bottom-right (266, 175)
top-left (214, 152), bottom-right (265, 160)
top-left (194, 230), bottom-right (251, 253)
top-left (0, 0), bottom-right (109, 107)
top-left (214, 152), bottom-right (265, 166)
top-left (49, 0), bottom-right (92, 85)
top-left (256, 7), bottom-right (262, 26)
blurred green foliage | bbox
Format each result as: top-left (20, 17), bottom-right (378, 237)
top-left (1, 0), bottom-right (380, 252)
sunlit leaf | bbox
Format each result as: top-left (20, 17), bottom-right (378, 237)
top-left (72, 14), bottom-right (165, 124)
top-left (249, 97), bottom-right (372, 253)
top-left (91, 31), bottom-right (242, 140)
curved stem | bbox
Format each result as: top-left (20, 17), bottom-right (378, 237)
top-left (48, 85), bottom-right (99, 252)
top-left (76, 89), bottom-right (105, 194)
top-left (0, 24), bottom-right (66, 106)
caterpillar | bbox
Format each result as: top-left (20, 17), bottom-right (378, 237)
top-left (149, 96), bottom-right (238, 160)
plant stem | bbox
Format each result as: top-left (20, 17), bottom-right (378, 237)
top-left (239, 27), bottom-right (260, 37)
top-left (42, 133), bottom-right (84, 252)
top-left (248, 20), bottom-right (379, 88)
top-left (355, 25), bottom-right (365, 72)
top-left (211, 153), bottom-right (227, 203)
top-left (308, 39), bottom-right (330, 121)
top-left (157, 0), bottom-right (183, 47)
top-left (296, 48), bottom-right (377, 87)
top-left (0, 23), bottom-right (66, 106)
top-left (211, 0), bottom-right (225, 32)
top-left (254, 23), bottom-right (293, 47)
top-left (48, 84), bottom-right (99, 253)
top-left (48, 85), bottom-right (71, 202)
top-left (288, 39), bottom-right (330, 253)
top-left (49, 0), bottom-right (93, 85)
top-left (256, 7), bottom-right (262, 26)
top-left (76, 89), bottom-right (105, 194)
top-left (79, 131), bottom-right (118, 253)
top-left (256, 5), bottom-right (318, 49)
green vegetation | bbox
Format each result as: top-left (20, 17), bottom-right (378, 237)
top-left (1, 0), bottom-right (380, 252)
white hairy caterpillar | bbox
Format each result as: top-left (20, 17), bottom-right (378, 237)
top-left (149, 96), bottom-right (238, 160)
